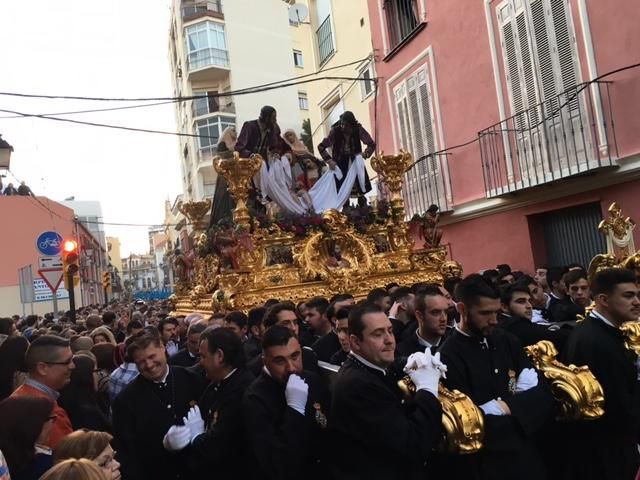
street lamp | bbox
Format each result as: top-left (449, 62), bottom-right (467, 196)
top-left (0, 134), bottom-right (13, 169)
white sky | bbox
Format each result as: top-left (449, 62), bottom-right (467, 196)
top-left (0, 0), bottom-right (181, 257)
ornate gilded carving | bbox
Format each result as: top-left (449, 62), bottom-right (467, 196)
top-left (598, 202), bottom-right (636, 259)
top-left (397, 379), bottom-right (484, 454)
top-left (526, 341), bottom-right (604, 421)
top-left (178, 200), bottom-right (212, 232)
top-left (214, 152), bottom-right (263, 228)
top-left (441, 260), bottom-right (463, 279)
top-left (620, 321), bottom-right (640, 356)
top-left (194, 255), bottom-right (219, 294)
top-left (293, 210), bottom-right (374, 287)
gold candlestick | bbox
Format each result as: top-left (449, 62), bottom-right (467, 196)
top-left (214, 152), bottom-right (263, 229)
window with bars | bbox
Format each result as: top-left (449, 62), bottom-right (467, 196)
top-left (384, 0), bottom-right (420, 49)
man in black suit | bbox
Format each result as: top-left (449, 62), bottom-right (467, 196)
top-left (438, 275), bottom-right (554, 480)
top-left (112, 328), bottom-right (206, 480)
top-left (168, 321), bottom-right (207, 368)
top-left (561, 268), bottom-right (640, 480)
top-left (244, 306), bottom-right (266, 362)
top-left (164, 327), bottom-right (254, 479)
top-left (312, 296), bottom-right (354, 362)
top-left (247, 303), bottom-right (319, 376)
top-left (497, 283), bottom-right (569, 351)
top-left (330, 303), bottom-right (444, 480)
top-left (243, 325), bottom-right (330, 480)
top-left (398, 285), bottom-right (450, 357)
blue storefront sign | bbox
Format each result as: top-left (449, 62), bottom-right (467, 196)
top-left (36, 231), bottom-right (63, 256)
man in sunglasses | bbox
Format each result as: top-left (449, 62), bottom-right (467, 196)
top-left (11, 335), bottom-right (75, 448)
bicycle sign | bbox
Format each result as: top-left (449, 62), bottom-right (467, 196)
top-left (36, 231), bottom-right (63, 256)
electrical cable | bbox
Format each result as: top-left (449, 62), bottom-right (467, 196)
top-left (0, 56), bottom-right (373, 103)
top-left (0, 100), bottom-right (181, 120)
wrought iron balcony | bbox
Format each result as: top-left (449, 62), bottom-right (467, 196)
top-left (182, 1), bottom-right (223, 21)
top-left (192, 95), bottom-right (235, 119)
top-left (316, 15), bottom-right (334, 66)
top-left (402, 153), bottom-right (452, 218)
top-left (478, 81), bottom-right (618, 197)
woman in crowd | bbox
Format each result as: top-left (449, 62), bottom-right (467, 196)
top-left (89, 327), bottom-right (116, 346)
top-left (40, 458), bottom-right (107, 480)
top-left (54, 430), bottom-right (120, 480)
top-left (58, 354), bottom-right (111, 432)
top-left (0, 335), bottom-right (28, 401)
top-left (91, 343), bottom-right (116, 414)
top-left (0, 396), bottom-right (56, 480)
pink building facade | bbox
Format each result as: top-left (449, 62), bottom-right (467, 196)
top-left (0, 196), bottom-right (106, 316)
top-left (367, 0), bottom-right (640, 273)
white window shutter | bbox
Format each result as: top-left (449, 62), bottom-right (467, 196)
top-left (515, 10), bottom-right (540, 124)
top-left (529, 0), bottom-right (558, 116)
top-left (549, 0), bottom-right (579, 110)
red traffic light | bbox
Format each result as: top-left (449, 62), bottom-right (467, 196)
top-left (63, 240), bottom-right (78, 253)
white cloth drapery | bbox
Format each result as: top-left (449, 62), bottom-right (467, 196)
top-left (258, 154), bottom-right (367, 215)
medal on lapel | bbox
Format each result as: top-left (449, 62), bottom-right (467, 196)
top-left (508, 369), bottom-right (517, 395)
top-left (313, 403), bottom-right (327, 429)
top-left (210, 410), bottom-right (219, 427)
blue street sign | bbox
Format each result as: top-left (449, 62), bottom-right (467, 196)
top-left (36, 231), bottom-right (63, 256)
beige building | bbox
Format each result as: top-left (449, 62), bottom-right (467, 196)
top-left (106, 237), bottom-right (123, 279)
top-left (169, 0), bottom-right (304, 214)
top-left (291, 0), bottom-right (376, 158)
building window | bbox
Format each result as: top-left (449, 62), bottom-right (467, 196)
top-left (196, 115), bottom-right (235, 150)
top-left (497, 0), bottom-right (580, 120)
top-left (298, 92), bottom-right (309, 110)
top-left (360, 62), bottom-right (375, 99)
top-left (394, 67), bottom-right (448, 216)
top-left (186, 21), bottom-right (229, 70)
top-left (384, 0), bottom-right (420, 49)
top-left (494, 0), bottom-right (584, 182)
top-left (293, 49), bottom-right (304, 68)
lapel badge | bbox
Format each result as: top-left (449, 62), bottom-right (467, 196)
top-left (508, 369), bottom-right (517, 395)
top-left (313, 403), bottom-right (327, 429)
top-left (210, 410), bottom-right (219, 427)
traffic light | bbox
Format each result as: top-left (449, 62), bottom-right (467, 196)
top-left (102, 271), bottom-right (111, 290)
top-left (62, 239), bottom-right (80, 287)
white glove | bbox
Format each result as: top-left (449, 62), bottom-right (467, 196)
top-left (182, 405), bottom-right (205, 441)
top-left (403, 349), bottom-right (446, 396)
top-left (515, 368), bottom-right (538, 392)
top-left (162, 425), bottom-right (191, 451)
top-left (285, 374), bottom-right (309, 416)
top-left (479, 400), bottom-right (507, 416)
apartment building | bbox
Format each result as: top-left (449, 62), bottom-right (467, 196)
top-left (367, 0), bottom-right (640, 271)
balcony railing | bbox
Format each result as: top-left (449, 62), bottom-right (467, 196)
top-left (192, 95), bottom-right (235, 118)
top-left (402, 153), bottom-right (452, 219)
top-left (188, 47), bottom-right (229, 71)
top-left (478, 81), bottom-right (618, 198)
top-left (182, 1), bottom-right (222, 20)
top-left (316, 15), bottom-right (334, 65)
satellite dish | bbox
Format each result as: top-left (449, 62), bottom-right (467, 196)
top-left (288, 3), bottom-right (309, 24)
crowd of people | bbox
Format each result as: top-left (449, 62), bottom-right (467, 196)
top-left (0, 261), bottom-right (638, 480)
top-left (0, 180), bottom-right (34, 196)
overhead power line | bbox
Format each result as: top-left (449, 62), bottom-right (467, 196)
top-left (0, 56), bottom-right (372, 103)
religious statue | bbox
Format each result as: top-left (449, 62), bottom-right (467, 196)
top-left (172, 248), bottom-right (192, 283)
top-left (421, 204), bottom-right (443, 248)
top-left (325, 242), bottom-right (352, 269)
top-left (598, 202), bottom-right (636, 259)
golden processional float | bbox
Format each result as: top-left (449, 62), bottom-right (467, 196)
top-left (165, 153), bottom-right (638, 454)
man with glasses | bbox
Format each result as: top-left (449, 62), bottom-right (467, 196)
top-left (11, 335), bottom-right (75, 448)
